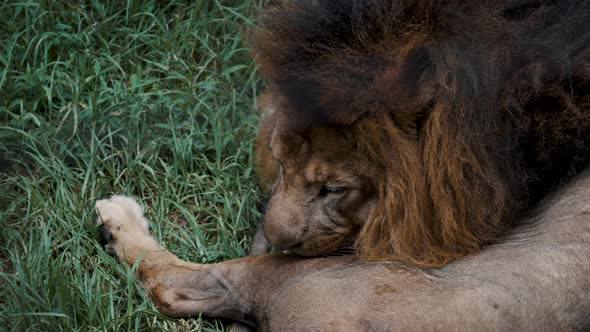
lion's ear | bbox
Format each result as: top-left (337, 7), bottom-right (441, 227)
top-left (378, 46), bottom-right (437, 135)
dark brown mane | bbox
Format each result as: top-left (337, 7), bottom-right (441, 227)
top-left (251, 0), bottom-right (590, 265)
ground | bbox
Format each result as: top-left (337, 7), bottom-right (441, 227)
top-left (0, 1), bottom-right (264, 330)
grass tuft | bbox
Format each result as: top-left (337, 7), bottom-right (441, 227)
top-left (0, 1), bottom-right (265, 330)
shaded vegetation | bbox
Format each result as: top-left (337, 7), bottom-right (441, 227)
top-left (0, 0), bottom-right (264, 330)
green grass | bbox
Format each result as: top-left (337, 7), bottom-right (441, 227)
top-left (0, 1), bottom-right (265, 330)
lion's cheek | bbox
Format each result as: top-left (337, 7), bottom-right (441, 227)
top-left (335, 191), bottom-right (378, 227)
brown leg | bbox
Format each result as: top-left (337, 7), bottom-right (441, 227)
top-left (223, 226), bottom-right (268, 332)
top-left (95, 195), bottom-right (257, 326)
top-left (226, 222), bottom-right (270, 332)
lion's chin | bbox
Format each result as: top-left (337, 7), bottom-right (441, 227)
top-left (287, 243), bottom-right (350, 257)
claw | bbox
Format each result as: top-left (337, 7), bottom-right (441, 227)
top-left (98, 224), bottom-right (117, 256)
top-left (98, 224), bottom-right (111, 248)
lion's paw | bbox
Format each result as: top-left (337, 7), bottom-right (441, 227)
top-left (95, 195), bottom-right (151, 257)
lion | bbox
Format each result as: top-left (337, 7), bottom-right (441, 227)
top-left (251, 0), bottom-right (590, 266)
top-left (95, 167), bottom-right (590, 330)
top-left (95, 0), bottom-right (590, 329)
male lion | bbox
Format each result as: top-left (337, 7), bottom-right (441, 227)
top-left (252, 0), bottom-right (590, 265)
top-left (97, 0), bottom-right (590, 330)
top-left (96, 168), bottom-right (590, 330)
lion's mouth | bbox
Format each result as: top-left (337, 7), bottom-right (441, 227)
top-left (286, 236), bottom-right (355, 257)
top-left (285, 242), bottom-right (317, 256)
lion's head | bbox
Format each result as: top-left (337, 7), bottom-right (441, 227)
top-left (263, 122), bottom-right (376, 256)
top-left (251, 0), bottom-right (590, 266)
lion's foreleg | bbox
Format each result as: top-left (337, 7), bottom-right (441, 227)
top-left (95, 196), bottom-right (256, 325)
top-left (138, 259), bottom-right (255, 323)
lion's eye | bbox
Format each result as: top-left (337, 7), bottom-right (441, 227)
top-left (319, 185), bottom-right (348, 197)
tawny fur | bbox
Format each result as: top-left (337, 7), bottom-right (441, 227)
top-left (95, 168), bottom-right (590, 330)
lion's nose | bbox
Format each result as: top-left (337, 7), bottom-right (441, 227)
top-left (263, 221), bottom-right (303, 250)
top-left (263, 190), bottom-right (306, 250)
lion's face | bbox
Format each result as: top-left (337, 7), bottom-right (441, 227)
top-left (263, 126), bottom-right (377, 256)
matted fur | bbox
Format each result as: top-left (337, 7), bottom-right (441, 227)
top-left (251, 0), bottom-right (590, 265)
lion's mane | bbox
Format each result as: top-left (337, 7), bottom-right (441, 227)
top-left (252, 0), bottom-right (590, 265)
